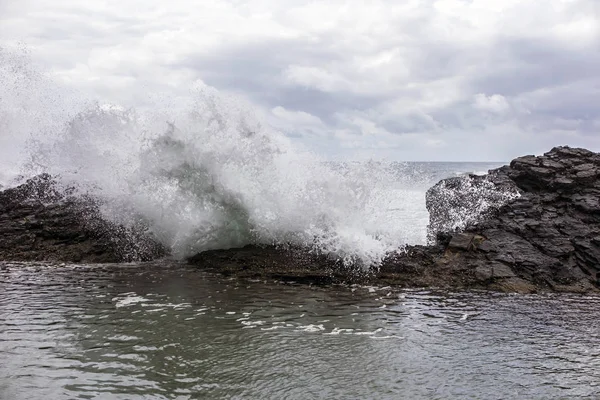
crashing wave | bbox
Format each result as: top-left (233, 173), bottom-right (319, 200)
top-left (1, 49), bottom-right (426, 266)
top-left (425, 171), bottom-right (521, 244)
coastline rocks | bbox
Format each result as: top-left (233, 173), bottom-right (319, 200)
top-left (0, 174), bottom-right (167, 262)
top-left (188, 146), bottom-right (600, 293)
top-left (421, 146), bottom-right (600, 293)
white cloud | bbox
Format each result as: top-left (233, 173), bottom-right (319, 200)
top-left (0, 0), bottom-right (599, 160)
top-left (283, 66), bottom-right (349, 93)
top-left (271, 106), bottom-right (324, 127)
top-left (473, 94), bottom-right (511, 114)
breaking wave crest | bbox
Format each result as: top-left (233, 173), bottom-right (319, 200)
top-left (2, 49), bottom-right (425, 266)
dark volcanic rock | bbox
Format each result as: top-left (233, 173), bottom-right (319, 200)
top-left (188, 243), bottom-right (457, 288)
top-left (422, 146), bottom-right (600, 293)
top-left (0, 174), bottom-right (167, 263)
top-left (189, 245), bottom-right (351, 285)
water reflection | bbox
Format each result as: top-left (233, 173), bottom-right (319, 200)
top-left (1, 262), bottom-right (600, 399)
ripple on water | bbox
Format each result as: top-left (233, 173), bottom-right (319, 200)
top-left (1, 262), bottom-right (600, 399)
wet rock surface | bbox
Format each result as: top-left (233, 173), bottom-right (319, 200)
top-left (425, 167), bottom-right (519, 243)
top-left (0, 174), bottom-right (167, 262)
top-left (2, 146), bottom-right (600, 293)
top-left (421, 146), bottom-right (600, 293)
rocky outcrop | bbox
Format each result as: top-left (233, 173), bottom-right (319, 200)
top-left (420, 146), bottom-right (600, 293)
top-left (0, 174), bottom-right (167, 262)
top-left (189, 146), bottom-right (600, 293)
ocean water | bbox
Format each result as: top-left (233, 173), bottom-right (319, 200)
top-left (1, 263), bottom-right (599, 399)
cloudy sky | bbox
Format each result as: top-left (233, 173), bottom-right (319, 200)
top-left (1, 0), bottom-right (599, 161)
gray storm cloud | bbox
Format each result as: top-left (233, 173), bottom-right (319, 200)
top-left (1, 0), bottom-right (599, 160)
